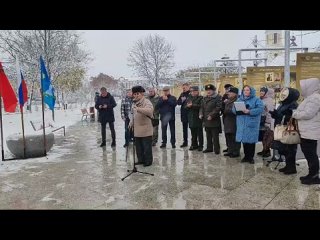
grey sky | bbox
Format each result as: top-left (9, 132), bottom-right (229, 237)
top-left (80, 30), bottom-right (320, 79)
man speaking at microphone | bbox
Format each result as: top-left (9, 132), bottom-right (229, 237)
top-left (129, 86), bottom-right (154, 167)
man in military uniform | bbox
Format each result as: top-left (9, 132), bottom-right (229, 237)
top-left (199, 84), bottom-right (222, 154)
top-left (147, 87), bottom-right (160, 146)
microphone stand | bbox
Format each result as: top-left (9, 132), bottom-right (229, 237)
top-left (121, 102), bottom-right (154, 181)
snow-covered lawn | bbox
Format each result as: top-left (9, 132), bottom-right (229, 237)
top-left (1, 103), bottom-right (91, 159)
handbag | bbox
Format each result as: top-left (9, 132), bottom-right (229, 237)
top-left (274, 116), bottom-right (287, 141)
top-left (280, 118), bottom-right (300, 144)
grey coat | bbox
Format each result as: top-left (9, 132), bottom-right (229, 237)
top-left (223, 98), bottom-right (237, 134)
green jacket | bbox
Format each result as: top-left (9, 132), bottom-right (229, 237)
top-left (200, 93), bottom-right (222, 128)
top-left (147, 95), bottom-right (160, 119)
top-left (186, 95), bottom-right (203, 128)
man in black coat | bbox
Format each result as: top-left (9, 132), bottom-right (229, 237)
top-left (177, 82), bottom-right (191, 147)
top-left (156, 86), bottom-right (177, 149)
top-left (95, 87), bottom-right (117, 147)
top-left (221, 83), bottom-right (233, 153)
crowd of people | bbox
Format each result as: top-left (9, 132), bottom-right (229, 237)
top-left (94, 78), bottom-right (320, 185)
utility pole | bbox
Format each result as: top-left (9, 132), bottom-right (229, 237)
top-left (253, 35), bottom-right (258, 67)
top-left (284, 30), bottom-right (290, 88)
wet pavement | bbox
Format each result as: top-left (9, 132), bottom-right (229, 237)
top-left (0, 108), bottom-right (320, 209)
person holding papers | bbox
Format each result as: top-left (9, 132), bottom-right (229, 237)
top-left (233, 85), bottom-right (264, 164)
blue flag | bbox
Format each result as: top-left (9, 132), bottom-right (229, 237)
top-left (40, 56), bottom-right (55, 110)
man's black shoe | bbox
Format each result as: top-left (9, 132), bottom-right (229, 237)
top-left (180, 143), bottom-right (188, 148)
top-left (223, 149), bottom-right (228, 153)
top-left (100, 142), bottom-right (106, 147)
top-left (172, 145), bottom-right (176, 149)
top-left (203, 149), bottom-right (213, 153)
top-left (123, 143), bottom-right (129, 148)
top-left (160, 144), bottom-right (166, 148)
top-left (198, 147), bottom-right (203, 151)
top-left (111, 142), bottom-right (116, 147)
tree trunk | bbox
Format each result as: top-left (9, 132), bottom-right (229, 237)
top-left (29, 80), bottom-right (36, 113)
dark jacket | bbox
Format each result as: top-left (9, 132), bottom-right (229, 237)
top-left (200, 93), bottom-right (222, 128)
top-left (177, 90), bottom-right (191, 122)
top-left (156, 94), bottom-right (177, 121)
top-left (95, 93), bottom-right (117, 123)
top-left (186, 95), bottom-right (203, 128)
top-left (270, 88), bottom-right (300, 126)
top-left (121, 96), bottom-right (133, 119)
top-left (221, 93), bottom-right (228, 115)
top-left (147, 95), bottom-right (160, 120)
top-left (223, 97), bottom-right (237, 134)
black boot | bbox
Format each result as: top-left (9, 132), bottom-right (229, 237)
top-left (257, 151), bottom-right (264, 156)
top-left (301, 175), bottom-right (320, 185)
top-left (111, 141), bottom-right (116, 147)
top-left (189, 146), bottom-right (198, 151)
top-left (198, 146), bottom-right (203, 151)
top-left (300, 173), bottom-right (313, 181)
top-left (262, 150), bottom-right (271, 158)
top-left (223, 148), bottom-right (228, 153)
top-left (100, 141), bottom-right (106, 147)
top-left (283, 168), bottom-right (297, 175)
top-left (203, 149), bottom-right (213, 153)
top-left (279, 166), bottom-right (288, 172)
top-left (180, 142), bottom-right (188, 148)
top-left (160, 144), bottom-right (166, 148)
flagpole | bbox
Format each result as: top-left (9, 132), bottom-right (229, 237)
top-left (40, 75), bottom-right (47, 157)
top-left (0, 93), bottom-right (4, 161)
top-left (20, 106), bottom-right (26, 158)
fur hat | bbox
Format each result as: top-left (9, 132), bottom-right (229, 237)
top-left (224, 84), bottom-right (233, 89)
top-left (228, 87), bottom-right (239, 94)
top-left (190, 86), bottom-right (199, 91)
top-left (132, 85), bottom-right (145, 93)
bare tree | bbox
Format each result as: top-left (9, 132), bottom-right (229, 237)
top-left (0, 30), bottom-right (91, 110)
top-left (128, 34), bottom-right (175, 87)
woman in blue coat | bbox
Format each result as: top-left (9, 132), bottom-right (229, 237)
top-left (234, 85), bottom-right (264, 163)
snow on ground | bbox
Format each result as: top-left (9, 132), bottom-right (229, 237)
top-left (1, 102), bottom-right (95, 158)
top-left (0, 99), bottom-right (122, 176)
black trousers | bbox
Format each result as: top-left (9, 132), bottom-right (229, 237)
top-left (243, 143), bottom-right (256, 160)
top-left (283, 144), bottom-right (297, 170)
top-left (300, 138), bottom-right (319, 176)
top-left (135, 136), bottom-right (153, 165)
top-left (101, 121), bottom-right (116, 143)
top-left (190, 127), bottom-right (203, 148)
top-left (182, 121), bottom-right (188, 144)
top-left (205, 127), bottom-right (220, 152)
top-left (125, 118), bottom-right (133, 144)
top-left (161, 119), bottom-right (176, 145)
top-left (225, 133), bottom-right (241, 155)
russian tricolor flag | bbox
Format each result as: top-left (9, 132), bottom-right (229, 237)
top-left (18, 71), bottom-right (28, 107)
top-left (16, 57), bottom-right (28, 107)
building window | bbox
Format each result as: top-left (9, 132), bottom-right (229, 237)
top-left (274, 33), bottom-right (278, 44)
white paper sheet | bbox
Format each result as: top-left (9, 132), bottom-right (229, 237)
top-left (234, 102), bottom-right (246, 111)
